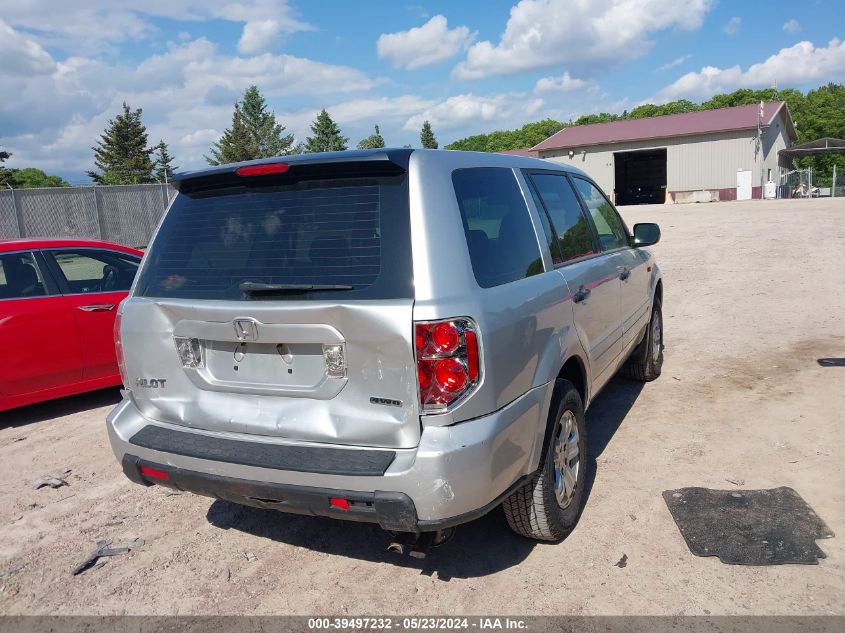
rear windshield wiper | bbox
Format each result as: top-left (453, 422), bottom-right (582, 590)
top-left (239, 281), bottom-right (354, 295)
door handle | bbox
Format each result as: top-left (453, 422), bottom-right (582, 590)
top-left (573, 286), bottom-right (591, 303)
top-left (619, 267), bottom-right (631, 281)
top-left (78, 304), bottom-right (115, 312)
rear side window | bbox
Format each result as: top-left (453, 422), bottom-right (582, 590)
top-left (452, 168), bottom-right (543, 288)
top-left (571, 177), bottom-right (630, 251)
top-left (0, 252), bottom-right (49, 299)
top-left (529, 174), bottom-right (596, 264)
top-left (135, 175), bottom-right (412, 300)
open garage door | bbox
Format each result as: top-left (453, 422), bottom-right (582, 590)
top-left (614, 148), bottom-right (667, 205)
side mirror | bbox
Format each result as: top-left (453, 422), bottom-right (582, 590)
top-left (632, 223), bottom-right (660, 247)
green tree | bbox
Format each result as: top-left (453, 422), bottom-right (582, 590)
top-left (628, 100), bottom-right (698, 119)
top-left (420, 120), bottom-right (438, 149)
top-left (794, 83), bottom-right (845, 185)
top-left (207, 86), bottom-right (295, 165)
top-left (88, 102), bottom-right (156, 184)
top-left (153, 140), bottom-right (178, 183)
top-left (4, 167), bottom-right (69, 188)
top-left (357, 124), bottom-right (386, 149)
top-left (304, 109), bottom-right (348, 153)
top-left (0, 145), bottom-right (11, 188)
top-left (446, 118), bottom-right (565, 152)
top-left (206, 103), bottom-right (257, 165)
top-left (518, 118), bottom-right (565, 146)
top-left (240, 85), bottom-right (295, 157)
top-left (574, 112), bottom-right (621, 126)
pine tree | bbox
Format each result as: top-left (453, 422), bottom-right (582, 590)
top-left (241, 85), bottom-right (295, 157)
top-left (206, 103), bottom-right (257, 165)
top-left (304, 109), bottom-right (348, 153)
top-left (420, 120), bottom-right (438, 149)
top-left (153, 140), bottom-right (178, 183)
top-left (356, 124), bottom-right (385, 149)
top-left (207, 86), bottom-right (295, 165)
top-left (88, 102), bottom-right (156, 184)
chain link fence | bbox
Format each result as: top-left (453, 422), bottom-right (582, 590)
top-left (779, 168), bottom-right (813, 198)
top-left (0, 183), bottom-right (175, 248)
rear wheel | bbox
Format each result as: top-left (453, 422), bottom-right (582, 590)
top-left (503, 379), bottom-right (587, 541)
top-left (623, 298), bottom-right (663, 382)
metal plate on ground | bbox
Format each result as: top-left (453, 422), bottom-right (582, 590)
top-left (663, 486), bottom-right (834, 565)
top-left (817, 357), bottom-right (845, 367)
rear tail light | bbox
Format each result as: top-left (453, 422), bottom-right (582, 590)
top-left (235, 163), bottom-right (289, 177)
top-left (114, 311), bottom-right (128, 386)
top-left (415, 318), bottom-right (481, 413)
top-left (329, 497), bottom-right (350, 510)
top-left (139, 465), bottom-right (169, 481)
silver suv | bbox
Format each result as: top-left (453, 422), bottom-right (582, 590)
top-left (108, 149), bottom-right (663, 543)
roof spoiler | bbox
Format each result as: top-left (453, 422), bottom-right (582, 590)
top-left (171, 149), bottom-right (411, 193)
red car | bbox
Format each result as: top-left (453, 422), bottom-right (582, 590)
top-left (0, 238), bottom-right (144, 412)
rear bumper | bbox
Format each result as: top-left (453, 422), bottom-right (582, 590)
top-left (107, 383), bottom-right (552, 531)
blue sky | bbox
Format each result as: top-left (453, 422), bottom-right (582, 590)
top-left (1, 0), bottom-right (843, 183)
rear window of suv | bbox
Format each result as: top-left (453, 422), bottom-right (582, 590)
top-left (135, 175), bottom-right (412, 300)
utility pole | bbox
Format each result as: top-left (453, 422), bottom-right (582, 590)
top-left (757, 100), bottom-right (765, 199)
top-left (7, 183), bottom-right (24, 238)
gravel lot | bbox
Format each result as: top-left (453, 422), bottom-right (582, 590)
top-left (1, 197), bottom-right (843, 616)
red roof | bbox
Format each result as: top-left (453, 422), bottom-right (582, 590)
top-left (497, 148), bottom-right (539, 158)
top-left (533, 101), bottom-right (796, 152)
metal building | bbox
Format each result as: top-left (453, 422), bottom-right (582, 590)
top-left (531, 102), bottom-right (797, 204)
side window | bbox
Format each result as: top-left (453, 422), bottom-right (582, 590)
top-left (571, 177), bottom-right (630, 251)
top-left (452, 168), bottom-right (543, 288)
top-left (527, 186), bottom-right (565, 263)
top-left (0, 252), bottom-right (49, 299)
top-left (49, 249), bottom-right (140, 294)
top-left (529, 174), bottom-right (596, 264)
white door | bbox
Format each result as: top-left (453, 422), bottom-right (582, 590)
top-left (737, 169), bottom-right (752, 200)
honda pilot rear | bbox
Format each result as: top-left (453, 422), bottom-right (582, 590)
top-left (109, 148), bottom-right (664, 544)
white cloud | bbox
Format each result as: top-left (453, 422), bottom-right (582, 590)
top-left (403, 93), bottom-right (544, 131)
top-left (534, 72), bottom-right (595, 93)
top-left (238, 19), bottom-right (282, 54)
top-left (0, 19), bottom-right (56, 76)
top-left (377, 15), bottom-right (475, 69)
top-left (179, 129), bottom-right (220, 146)
top-left (1, 1), bottom-right (312, 54)
top-left (723, 16), bottom-right (741, 35)
top-left (783, 19), bottom-right (801, 34)
top-left (452, 0), bottom-right (713, 80)
top-left (656, 54), bottom-right (691, 72)
top-left (328, 96), bottom-right (437, 123)
top-left (653, 38), bottom-right (845, 102)
top-left (0, 28), bottom-right (379, 175)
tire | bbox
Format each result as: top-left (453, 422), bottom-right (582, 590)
top-left (623, 298), bottom-right (663, 382)
top-left (503, 379), bottom-right (588, 541)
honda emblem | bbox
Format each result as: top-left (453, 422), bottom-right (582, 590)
top-left (233, 318), bottom-right (259, 342)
